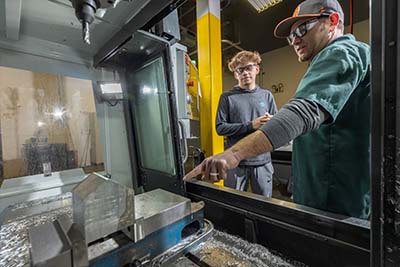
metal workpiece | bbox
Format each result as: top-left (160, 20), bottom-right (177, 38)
top-left (0, 193), bottom-right (72, 267)
top-left (1, 192), bottom-right (72, 225)
top-left (58, 215), bottom-right (89, 267)
top-left (131, 189), bottom-right (191, 241)
top-left (0, 204), bottom-right (72, 267)
top-left (29, 219), bottom-right (72, 267)
top-left (28, 214), bottom-right (89, 267)
top-left (72, 173), bottom-right (135, 244)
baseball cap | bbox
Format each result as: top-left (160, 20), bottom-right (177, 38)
top-left (274, 0), bottom-right (344, 38)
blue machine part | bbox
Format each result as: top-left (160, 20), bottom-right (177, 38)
top-left (90, 207), bottom-right (206, 267)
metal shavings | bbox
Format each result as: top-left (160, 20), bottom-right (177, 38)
top-left (0, 202), bottom-right (72, 267)
top-left (8, 193), bottom-right (72, 211)
top-left (189, 230), bottom-right (307, 267)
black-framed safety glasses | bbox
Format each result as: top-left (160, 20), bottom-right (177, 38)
top-left (235, 63), bottom-right (258, 75)
top-left (287, 15), bottom-right (330, 45)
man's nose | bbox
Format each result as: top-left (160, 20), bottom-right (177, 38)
top-left (292, 35), bottom-right (302, 45)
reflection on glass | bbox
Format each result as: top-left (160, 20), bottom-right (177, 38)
top-left (0, 66), bottom-right (104, 183)
top-left (129, 57), bottom-right (176, 175)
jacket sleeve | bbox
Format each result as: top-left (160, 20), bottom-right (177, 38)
top-left (260, 99), bottom-right (329, 149)
top-left (215, 94), bottom-right (254, 137)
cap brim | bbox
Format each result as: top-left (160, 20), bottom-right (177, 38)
top-left (274, 14), bottom-right (322, 38)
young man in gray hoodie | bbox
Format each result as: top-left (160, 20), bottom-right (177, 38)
top-left (215, 51), bottom-right (277, 197)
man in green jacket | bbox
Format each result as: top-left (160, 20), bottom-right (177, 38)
top-left (184, 0), bottom-right (371, 219)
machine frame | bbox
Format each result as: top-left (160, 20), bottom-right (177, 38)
top-left (370, 0), bottom-right (400, 266)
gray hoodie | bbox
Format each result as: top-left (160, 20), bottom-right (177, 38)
top-left (216, 86), bottom-right (277, 166)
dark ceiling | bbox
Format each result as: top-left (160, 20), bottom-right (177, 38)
top-left (178, 0), bottom-right (369, 60)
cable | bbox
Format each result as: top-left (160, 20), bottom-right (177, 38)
top-left (105, 100), bottom-right (119, 106)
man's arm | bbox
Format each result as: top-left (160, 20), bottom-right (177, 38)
top-left (183, 130), bottom-right (273, 181)
top-left (260, 98), bottom-right (329, 149)
top-left (184, 99), bottom-right (328, 181)
top-left (230, 130), bottom-right (273, 162)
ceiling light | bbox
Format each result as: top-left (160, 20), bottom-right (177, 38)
top-left (247, 0), bottom-right (283, 13)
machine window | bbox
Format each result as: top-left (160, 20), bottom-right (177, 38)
top-left (129, 57), bottom-right (176, 175)
top-left (0, 66), bottom-right (104, 183)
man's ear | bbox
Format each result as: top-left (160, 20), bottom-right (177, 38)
top-left (329, 13), bottom-right (340, 27)
top-left (255, 65), bottom-right (260, 75)
top-left (233, 71), bottom-right (239, 80)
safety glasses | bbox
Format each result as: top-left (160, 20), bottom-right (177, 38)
top-left (235, 63), bottom-right (258, 74)
top-left (287, 15), bottom-right (329, 45)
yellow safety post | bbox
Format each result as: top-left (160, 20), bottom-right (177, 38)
top-left (196, 0), bottom-right (224, 158)
top-left (196, 0), bottom-right (224, 187)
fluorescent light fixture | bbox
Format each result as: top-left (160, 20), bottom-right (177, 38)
top-left (97, 82), bottom-right (124, 102)
top-left (100, 83), bottom-right (123, 94)
top-left (247, 0), bottom-right (283, 13)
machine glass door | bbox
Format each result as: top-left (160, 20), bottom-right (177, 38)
top-left (95, 30), bottom-right (183, 193)
top-left (126, 46), bottom-right (183, 194)
top-left (130, 57), bottom-right (176, 175)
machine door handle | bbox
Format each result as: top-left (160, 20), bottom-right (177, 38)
top-left (178, 119), bottom-right (188, 164)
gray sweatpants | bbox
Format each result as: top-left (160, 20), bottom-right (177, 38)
top-left (224, 163), bottom-right (273, 197)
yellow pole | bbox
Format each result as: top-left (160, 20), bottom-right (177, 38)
top-left (196, 0), bottom-right (224, 157)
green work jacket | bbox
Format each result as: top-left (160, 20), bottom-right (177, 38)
top-left (292, 34), bottom-right (370, 219)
